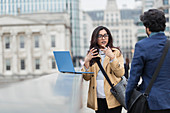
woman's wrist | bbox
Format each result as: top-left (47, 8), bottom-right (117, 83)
top-left (109, 55), bottom-right (115, 60)
top-left (84, 62), bottom-right (89, 69)
top-left (84, 57), bottom-right (90, 64)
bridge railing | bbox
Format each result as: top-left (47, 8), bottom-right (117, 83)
top-left (0, 73), bottom-right (83, 113)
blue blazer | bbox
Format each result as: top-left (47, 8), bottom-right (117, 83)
top-left (125, 33), bottom-right (170, 110)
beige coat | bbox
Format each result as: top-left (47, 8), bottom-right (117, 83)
top-left (81, 48), bottom-right (125, 111)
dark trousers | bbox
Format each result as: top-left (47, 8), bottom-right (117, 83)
top-left (95, 98), bottom-right (122, 113)
top-left (147, 109), bottom-right (170, 113)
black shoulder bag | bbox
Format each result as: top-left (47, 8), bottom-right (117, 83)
top-left (128, 39), bottom-right (170, 113)
top-left (93, 56), bottom-right (127, 109)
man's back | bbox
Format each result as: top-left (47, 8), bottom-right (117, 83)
top-left (126, 32), bottom-right (170, 110)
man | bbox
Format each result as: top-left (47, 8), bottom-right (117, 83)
top-left (125, 9), bottom-right (170, 113)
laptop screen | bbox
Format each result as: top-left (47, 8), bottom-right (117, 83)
top-left (53, 51), bottom-right (75, 73)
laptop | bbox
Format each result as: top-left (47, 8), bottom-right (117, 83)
top-left (53, 51), bottom-right (94, 74)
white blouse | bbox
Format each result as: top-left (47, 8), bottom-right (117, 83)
top-left (96, 49), bottom-right (106, 98)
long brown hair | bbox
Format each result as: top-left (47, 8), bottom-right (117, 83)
top-left (88, 26), bottom-right (120, 66)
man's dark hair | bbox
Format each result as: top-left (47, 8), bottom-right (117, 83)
top-left (140, 9), bottom-right (166, 32)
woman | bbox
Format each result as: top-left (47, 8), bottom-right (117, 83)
top-left (81, 26), bottom-right (125, 113)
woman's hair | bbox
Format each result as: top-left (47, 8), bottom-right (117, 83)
top-left (140, 9), bottom-right (166, 32)
top-left (88, 26), bottom-right (120, 66)
top-left (89, 26), bottom-right (114, 50)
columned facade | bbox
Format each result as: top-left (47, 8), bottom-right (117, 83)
top-left (0, 13), bottom-right (71, 80)
top-left (0, 0), bottom-right (81, 66)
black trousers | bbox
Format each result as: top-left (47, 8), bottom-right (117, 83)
top-left (147, 109), bottom-right (170, 113)
top-left (95, 98), bottom-right (122, 113)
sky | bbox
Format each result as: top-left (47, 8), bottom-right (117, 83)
top-left (81, 0), bottom-right (139, 11)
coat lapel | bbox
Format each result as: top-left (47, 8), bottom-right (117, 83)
top-left (103, 56), bottom-right (110, 70)
top-left (95, 54), bottom-right (110, 76)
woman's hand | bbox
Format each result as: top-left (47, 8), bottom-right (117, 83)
top-left (84, 48), bottom-right (98, 68)
top-left (101, 46), bottom-right (115, 60)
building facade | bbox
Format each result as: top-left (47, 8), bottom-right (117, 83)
top-left (0, 13), bottom-right (71, 79)
top-left (82, 0), bottom-right (139, 61)
top-left (142, 0), bottom-right (155, 12)
top-left (79, 11), bottom-right (93, 57)
top-left (154, 0), bottom-right (170, 37)
top-left (0, 0), bottom-right (81, 66)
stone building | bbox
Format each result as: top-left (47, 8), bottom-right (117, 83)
top-left (0, 0), bottom-right (81, 66)
top-left (0, 13), bottom-right (71, 81)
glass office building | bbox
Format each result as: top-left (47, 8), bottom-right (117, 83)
top-left (0, 0), bottom-right (80, 66)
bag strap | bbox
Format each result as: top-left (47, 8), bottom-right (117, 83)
top-left (145, 39), bottom-right (170, 95)
top-left (95, 60), bottom-right (114, 89)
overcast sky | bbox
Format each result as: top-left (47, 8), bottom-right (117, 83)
top-left (81, 0), bottom-right (138, 11)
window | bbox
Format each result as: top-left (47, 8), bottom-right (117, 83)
top-left (34, 35), bottom-right (39, 48)
top-left (106, 14), bottom-right (108, 17)
top-left (20, 59), bottom-right (25, 70)
top-left (83, 31), bottom-right (86, 36)
top-left (83, 15), bottom-right (86, 20)
top-left (35, 0), bottom-right (37, 11)
top-left (106, 18), bottom-right (109, 22)
top-left (20, 35), bottom-right (25, 48)
top-left (163, 0), bottom-right (169, 5)
top-left (8, 1), bottom-right (11, 14)
top-left (116, 35), bottom-right (119, 39)
top-left (35, 59), bottom-right (40, 70)
top-left (83, 24), bottom-right (87, 35)
top-left (117, 40), bottom-right (119, 44)
top-left (166, 17), bottom-right (169, 22)
top-left (39, 0), bottom-right (42, 10)
top-left (5, 36), bottom-right (10, 49)
top-left (51, 35), bottom-right (56, 47)
top-left (6, 59), bottom-right (11, 70)
top-left (164, 9), bottom-right (169, 14)
top-left (52, 58), bottom-right (56, 69)
top-left (83, 24), bottom-right (87, 30)
top-left (166, 27), bottom-right (169, 31)
top-left (84, 38), bottom-right (88, 48)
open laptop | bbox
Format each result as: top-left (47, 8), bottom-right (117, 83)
top-left (53, 51), bottom-right (94, 74)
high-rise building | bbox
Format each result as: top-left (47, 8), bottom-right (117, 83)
top-left (0, 0), bottom-right (81, 66)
